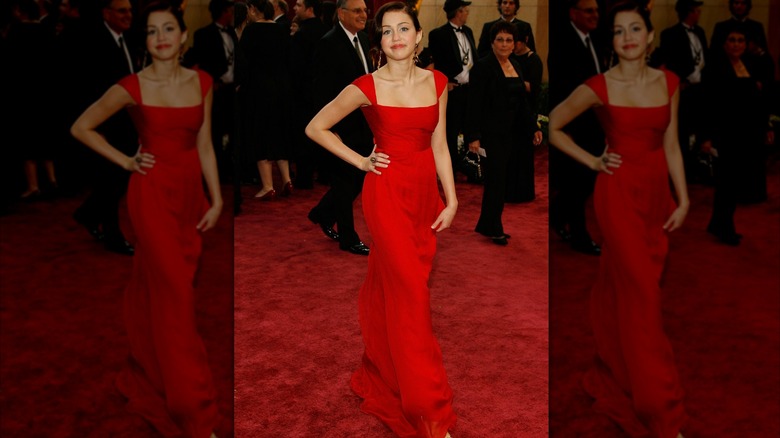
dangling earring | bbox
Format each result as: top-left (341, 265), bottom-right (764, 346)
top-left (413, 43), bottom-right (420, 65)
top-left (178, 46), bottom-right (185, 64)
top-left (379, 50), bottom-right (386, 68)
top-left (142, 50), bottom-right (149, 68)
top-left (609, 49), bottom-right (616, 68)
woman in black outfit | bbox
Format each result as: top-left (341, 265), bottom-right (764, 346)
top-left (465, 20), bottom-right (542, 245)
top-left (702, 24), bottom-right (774, 246)
top-left (506, 23), bottom-right (543, 203)
top-left (237, 0), bottom-right (293, 200)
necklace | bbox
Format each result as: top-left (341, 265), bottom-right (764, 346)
top-left (454, 29), bottom-right (470, 65)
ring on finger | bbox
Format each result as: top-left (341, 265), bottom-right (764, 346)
top-left (370, 157), bottom-right (377, 163)
top-left (135, 156), bottom-right (143, 163)
top-left (601, 155), bottom-right (609, 164)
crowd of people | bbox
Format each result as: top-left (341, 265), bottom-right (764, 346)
top-left (2, 0), bottom-right (778, 436)
top-left (1, 0), bottom-right (546, 248)
top-left (549, 0), bottom-right (776, 254)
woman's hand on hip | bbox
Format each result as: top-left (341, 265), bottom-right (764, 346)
top-left (126, 146), bottom-right (156, 174)
top-left (362, 146), bottom-right (390, 175)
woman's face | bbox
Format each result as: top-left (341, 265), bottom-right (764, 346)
top-left (146, 11), bottom-right (186, 62)
top-left (379, 11), bottom-right (421, 62)
top-left (612, 10), bottom-right (653, 62)
top-left (491, 31), bottom-right (515, 60)
top-left (724, 31), bottom-right (746, 59)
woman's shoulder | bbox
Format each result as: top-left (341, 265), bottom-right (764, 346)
top-left (649, 67), bottom-right (679, 95)
top-left (426, 68), bottom-right (448, 96)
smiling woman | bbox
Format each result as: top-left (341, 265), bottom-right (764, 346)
top-left (305, 2), bottom-right (458, 436)
top-left (69, 1), bottom-right (225, 437)
top-left (549, 1), bottom-right (690, 436)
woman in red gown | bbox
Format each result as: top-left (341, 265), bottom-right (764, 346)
top-left (306, 3), bottom-right (458, 437)
top-left (549, 2), bottom-right (690, 437)
top-left (71, 2), bottom-right (223, 437)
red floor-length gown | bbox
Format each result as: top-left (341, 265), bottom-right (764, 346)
top-left (581, 70), bottom-right (688, 438)
top-left (349, 71), bottom-right (457, 438)
top-left (113, 70), bottom-right (220, 438)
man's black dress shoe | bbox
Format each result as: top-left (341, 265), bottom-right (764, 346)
top-left (73, 212), bottom-right (104, 241)
top-left (707, 228), bottom-right (741, 246)
top-left (552, 225), bottom-right (571, 242)
top-left (105, 239), bottom-right (135, 256)
top-left (320, 225), bottom-right (339, 242)
top-left (491, 236), bottom-right (508, 245)
top-left (571, 239), bottom-right (601, 256)
top-left (340, 242), bottom-right (369, 255)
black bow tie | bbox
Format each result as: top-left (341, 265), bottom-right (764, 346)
top-left (685, 26), bottom-right (694, 32)
top-left (454, 27), bottom-right (462, 32)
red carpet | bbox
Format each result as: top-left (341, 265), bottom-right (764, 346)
top-left (234, 150), bottom-right (550, 437)
top-left (549, 153), bottom-right (780, 437)
top-left (0, 187), bottom-right (234, 437)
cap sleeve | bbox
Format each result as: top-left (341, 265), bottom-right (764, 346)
top-left (351, 73), bottom-right (376, 105)
top-left (117, 73), bottom-right (141, 104)
top-left (433, 69), bottom-right (448, 98)
top-left (197, 69), bottom-right (213, 98)
top-left (663, 68), bottom-right (680, 98)
top-left (583, 73), bottom-right (607, 105)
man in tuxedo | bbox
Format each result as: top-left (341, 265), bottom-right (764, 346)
top-left (271, 0), bottom-right (291, 34)
top-left (72, 0), bottom-right (138, 255)
top-left (290, 0), bottom-right (327, 189)
top-left (183, 0), bottom-right (237, 183)
top-left (548, 0), bottom-right (605, 256)
top-left (427, 0), bottom-right (477, 180)
top-left (711, 0), bottom-right (768, 57)
top-left (655, 0), bottom-right (707, 182)
top-left (307, 0), bottom-right (373, 256)
top-left (476, 0), bottom-right (536, 60)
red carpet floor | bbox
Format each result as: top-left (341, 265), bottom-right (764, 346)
top-left (234, 150), bottom-right (550, 437)
top-left (549, 154), bottom-right (780, 437)
top-left (0, 187), bottom-right (234, 437)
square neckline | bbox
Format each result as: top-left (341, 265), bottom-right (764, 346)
top-left (366, 72), bottom-right (439, 109)
top-left (133, 71), bottom-right (204, 109)
top-left (600, 71), bottom-right (671, 110)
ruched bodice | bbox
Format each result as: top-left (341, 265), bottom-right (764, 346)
top-left (349, 71), bottom-right (455, 438)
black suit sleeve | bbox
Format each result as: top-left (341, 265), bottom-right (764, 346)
top-left (477, 22), bottom-right (493, 60)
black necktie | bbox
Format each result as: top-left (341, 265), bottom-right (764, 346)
top-left (118, 35), bottom-right (133, 73)
top-left (354, 36), bottom-right (366, 73)
top-left (585, 36), bottom-right (600, 74)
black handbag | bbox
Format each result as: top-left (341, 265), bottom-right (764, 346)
top-left (460, 151), bottom-right (483, 183)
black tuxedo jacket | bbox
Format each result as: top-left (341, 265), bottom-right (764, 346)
top-left (476, 17), bottom-right (535, 59)
top-left (657, 23), bottom-right (708, 84)
top-left (427, 22), bottom-right (477, 84)
top-left (275, 15), bottom-right (292, 35)
top-left (290, 17), bottom-right (327, 112)
top-left (711, 17), bottom-right (767, 54)
top-left (312, 25), bottom-right (374, 156)
top-left (548, 20), bottom-right (605, 153)
top-left (184, 22), bottom-right (237, 84)
top-left (76, 22), bottom-right (139, 153)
